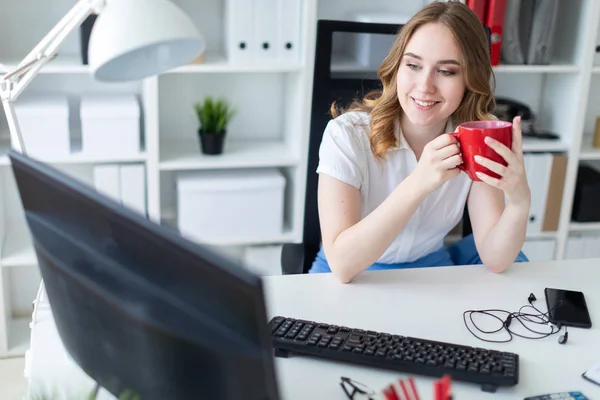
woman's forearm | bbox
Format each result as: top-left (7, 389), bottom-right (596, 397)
top-left (326, 174), bottom-right (428, 283)
top-left (477, 202), bottom-right (530, 273)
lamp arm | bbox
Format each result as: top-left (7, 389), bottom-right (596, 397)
top-left (9, 0), bottom-right (98, 77)
top-left (1, 95), bottom-right (24, 153)
top-left (0, 0), bottom-right (105, 154)
top-left (6, 0), bottom-right (106, 101)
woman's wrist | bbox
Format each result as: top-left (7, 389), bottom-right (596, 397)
top-left (504, 198), bottom-right (531, 221)
top-left (401, 172), bottom-right (432, 201)
top-left (506, 191), bottom-right (531, 211)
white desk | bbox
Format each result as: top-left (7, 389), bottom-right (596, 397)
top-left (26, 258), bottom-right (600, 400)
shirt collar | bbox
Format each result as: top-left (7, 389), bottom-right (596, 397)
top-left (393, 118), bottom-right (408, 150)
top-left (393, 117), bottom-right (455, 151)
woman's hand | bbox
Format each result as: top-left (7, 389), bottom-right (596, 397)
top-left (412, 133), bottom-right (463, 195)
top-left (474, 116), bottom-right (531, 207)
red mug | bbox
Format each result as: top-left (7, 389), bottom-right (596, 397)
top-left (450, 120), bottom-right (513, 181)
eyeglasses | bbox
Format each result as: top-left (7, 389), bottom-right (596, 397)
top-left (340, 376), bottom-right (377, 399)
top-left (340, 374), bottom-right (452, 400)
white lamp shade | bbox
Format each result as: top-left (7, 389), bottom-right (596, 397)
top-left (89, 0), bottom-right (205, 81)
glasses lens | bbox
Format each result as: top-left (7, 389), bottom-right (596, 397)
top-left (340, 377), bottom-right (375, 399)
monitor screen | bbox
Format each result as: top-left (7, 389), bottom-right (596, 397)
top-left (9, 150), bottom-right (280, 400)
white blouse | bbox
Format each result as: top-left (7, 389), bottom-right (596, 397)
top-left (316, 111), bottom-right (473, 264)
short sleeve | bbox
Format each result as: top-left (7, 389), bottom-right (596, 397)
top-left (316, 119), bottom-right (366, 189)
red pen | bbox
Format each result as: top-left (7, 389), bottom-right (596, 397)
top-left (399, 379), bottom-right (411, 399)
top-left (408, 377), bottom-right (421, 400)
top-left (443, 375), bottom-right (452, 400)
top-left (434, 375), bottom-right (452, 400)
top-left (383, 384), bottom-right (399, 400)
top-left (434, 380), bottom-right (442, 400)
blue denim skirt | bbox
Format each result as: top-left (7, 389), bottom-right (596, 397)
top-left (308, 234), bottom-right (528, 274)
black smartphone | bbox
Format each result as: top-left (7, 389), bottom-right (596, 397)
top-left (545, 288), bottom-right (592, 328)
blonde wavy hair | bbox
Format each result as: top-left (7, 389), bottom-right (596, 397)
top-left (331, 0), bottom-right (496, 160)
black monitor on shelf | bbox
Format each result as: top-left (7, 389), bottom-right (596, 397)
top-left (9, 149), bottom-right (280, 400)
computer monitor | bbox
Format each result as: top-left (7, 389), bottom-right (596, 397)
top-left (9, 149), bottom-right (280, 400)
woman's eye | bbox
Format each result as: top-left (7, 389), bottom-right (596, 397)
top-left (407, 63), bottom-right (420, 70)
top-left (439, 69), bottom-right (456, 76)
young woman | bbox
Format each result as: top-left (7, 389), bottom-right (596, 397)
top-left (310, 1), bottom-right (531, 282)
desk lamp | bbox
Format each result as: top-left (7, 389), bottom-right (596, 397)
top-left (0, 0), bottom-right (205, 155)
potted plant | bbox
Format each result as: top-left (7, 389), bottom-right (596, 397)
top-left (193, 96), bottom-right (236, 155)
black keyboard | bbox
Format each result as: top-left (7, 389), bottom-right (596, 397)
top-left (269, 316), bottom-right (519, 392)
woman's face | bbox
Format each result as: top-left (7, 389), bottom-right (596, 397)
top-left (396, 22), bottom-right (466, 128)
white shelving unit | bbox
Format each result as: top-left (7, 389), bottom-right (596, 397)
top-left (0, 0), bottom-right (318, 358)
top-left (329, 0), bottom-right (600, 262)
top-left (0, 0), bottom-right (599, 358)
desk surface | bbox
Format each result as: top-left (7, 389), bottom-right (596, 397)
top-left (26, 258), bottom-right (600, 400)
top-left (263, 259), bottom-right (600, 399)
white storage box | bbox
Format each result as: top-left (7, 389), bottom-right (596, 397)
top-left (80, 94), bottom-right (140, 157)
top-left (177, 169), bottom-right (286, 244)
top-left (14, 95), bottom-right (70, 158)
top-left (346, 12), bottom-right (411, 69)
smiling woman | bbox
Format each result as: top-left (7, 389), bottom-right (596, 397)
top-left (312, 0), bottom-right (531, 283)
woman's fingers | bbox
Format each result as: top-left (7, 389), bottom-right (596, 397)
top-left (441, 154), bottom-right (463, 169)
top-left (474, 155), bottom-right (508, 177)
top-left (437, 143), bottom-right (461, 160)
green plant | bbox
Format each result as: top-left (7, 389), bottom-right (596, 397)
top-left (193, 96), bottom-right (236, 134)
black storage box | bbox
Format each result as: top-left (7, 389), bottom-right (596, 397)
top-left (572, 164), bottom-right (600, 222)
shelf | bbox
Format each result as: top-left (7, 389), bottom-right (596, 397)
top-left (0, 136), bottom-right (148, 166)
top-left (169, 53), bottom-right (304, 73)
top-left (1, 223), bottom-right (36, 268)
top-left (569, 222), bottom-right (600, 232)
top-left (329, 53), bottom-right (580, 74)
top-left (526, 231), bottom-right (558, 239)
top-left (160, 213), bottom-right (298, 246)
top-left (7, 317), bottom-right (30, 357)
top-left (492, 63), bottom-right (580, 74)
top-left (0, 52), bottom-right (303, 76)
top-left (159, 138), bottom-right (299, 171)
top-left (579, 134), bottom-right (600, 160)
top-left (0, 55), bottom-right (88, 74)
top-left (179, 229), bottom-right (298, 247)
top-left (522, 137), bottom-right (569, 152)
